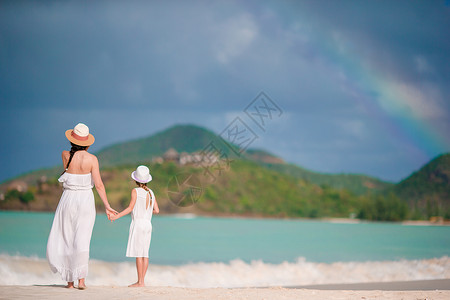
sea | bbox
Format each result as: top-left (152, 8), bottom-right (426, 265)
top-left (0, 211), bottom-right (449, 287)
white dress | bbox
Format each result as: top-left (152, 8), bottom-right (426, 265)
top-left (46, 173), bottom-right (96, 282)
top-left (126, 187), bottom-right (155, 258)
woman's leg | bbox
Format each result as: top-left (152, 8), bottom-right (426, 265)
top-left (66, 281), bottom-right (74, 289)
top-left (78, 278), bottom-right (86, 289)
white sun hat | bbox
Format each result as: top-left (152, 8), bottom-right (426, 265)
top-left (131, 165), bottom-right (152, 183)
top-left (65, 123), bottom-right (95, 146)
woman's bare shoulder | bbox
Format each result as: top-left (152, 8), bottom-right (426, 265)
top-left (83, 151), bottom-right (98, 161)
top-left (84, 152), bottom-right (99, 170)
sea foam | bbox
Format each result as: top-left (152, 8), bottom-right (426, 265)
top-left (0, 254), bottom-right (448, 288)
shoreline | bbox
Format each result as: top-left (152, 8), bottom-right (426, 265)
top-left (2, 209), bottom-right (449, 226)
top-left (2, 255), bottom-right (448, 289)
top-left (3, 278), bottom-right (448, 290)
top-left (1, 280), bottom-right (449, 300)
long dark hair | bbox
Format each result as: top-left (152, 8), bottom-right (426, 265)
top-left (61, 142), bottom-right (88, 175)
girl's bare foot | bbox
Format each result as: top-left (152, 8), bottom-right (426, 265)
top-left (128, 282), bottom-right (145, 287)
top-left (66, 282), bottom-right (75, 289)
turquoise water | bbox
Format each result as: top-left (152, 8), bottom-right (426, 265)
top-left (0, 211), bottom-right (449, 265)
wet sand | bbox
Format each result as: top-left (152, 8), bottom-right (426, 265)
top-left (294, 278), bottom-right (450, 290)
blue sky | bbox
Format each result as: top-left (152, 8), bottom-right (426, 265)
top-left (1, 0), bottom-right (449, 183)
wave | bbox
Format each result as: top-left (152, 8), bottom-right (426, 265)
top-left (0, 254), bottom-right (449, 288)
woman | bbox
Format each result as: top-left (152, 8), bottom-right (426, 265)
top-left (47, 123), bottom-right (117, 289)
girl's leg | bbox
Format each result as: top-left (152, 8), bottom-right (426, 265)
top-left (137, 257), bottom-right (144, 285)
top-left (66, 281), bottom-right (74, 289)
top-left (129, 258), bottom-right (145, 287)
top-left (140, 258), bottom-right (149, 284)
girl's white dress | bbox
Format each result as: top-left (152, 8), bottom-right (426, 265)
top-left (46, 173), bottom-right (96, 282)
top-left (126, 187), bottom-right (155, 258)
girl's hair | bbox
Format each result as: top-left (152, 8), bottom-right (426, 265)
top-left (136, 181), bottom-right (150, 193)
top-left (136, 181), bottom-right (152, 206)
top-left (60, 142), bottom-right (88, 175)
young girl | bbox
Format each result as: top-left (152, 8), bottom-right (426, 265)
top-left (110, 165), bottom-right (159, 287)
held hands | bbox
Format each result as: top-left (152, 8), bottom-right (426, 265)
top-left (105, 205), bottom-right (118, 221)
top-left (109, 213), bottom-right (119, 222)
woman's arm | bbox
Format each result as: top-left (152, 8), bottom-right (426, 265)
top-left (91, 155), bottom-right (118, 216)
top-left (110, 189), bottom-right (137, 221)
top-left (61, 151), bottom-right (69, 169)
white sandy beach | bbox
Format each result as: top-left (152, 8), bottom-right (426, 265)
top-left (1, 282), bottom-right (450, 300)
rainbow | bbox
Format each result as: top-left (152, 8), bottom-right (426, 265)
top-left (317, 31), bottom-right (449, 158)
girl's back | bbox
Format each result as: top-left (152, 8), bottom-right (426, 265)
top-left (126, 187), bottom-right (154, 259)
top-left (132, 187), bottom-right (154, 221)
top-left (110, 165), bottom-right (159, 284)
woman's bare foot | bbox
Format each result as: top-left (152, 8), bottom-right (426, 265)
top-left (128, 282), bottom-right (145, 287)
top-left (66, 282), bottom-right (75, 289)
top-left (78, 278), bottom-right (87, 290)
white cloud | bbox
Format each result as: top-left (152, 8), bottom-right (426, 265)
top-left (213, 14), bottom-right (258, 64)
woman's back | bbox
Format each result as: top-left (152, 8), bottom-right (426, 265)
top-left (63, 150), bottom-right (94, 174)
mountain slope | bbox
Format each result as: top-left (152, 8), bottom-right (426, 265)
top-left (391, 153), bottom-right (450, 218)
top-left (0, 160), bottom-right (364, 219)
top-left (97, 124), bottom-right (232, 167)
top-left (262, 163), bottom-right (392, 195)
top-left (1, 123), bottom-right (448, 221)
top-left (96, 124), bottom-right (389, 194)
top-left (1, 124), bottom-right (391, 196)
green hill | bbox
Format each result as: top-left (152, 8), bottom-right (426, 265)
top-left (390, 153), bottom-right (450, 219)
top-left (97, 124), bottom-right (234, 167)
top-left (96, 124), bottom-right (388, 195)
top-left (0, 160), bottom-right (365, 219)
top-left (2, 124), bottom-right (447, 221)
top-left (261, 163), bottom-right (392, 195)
